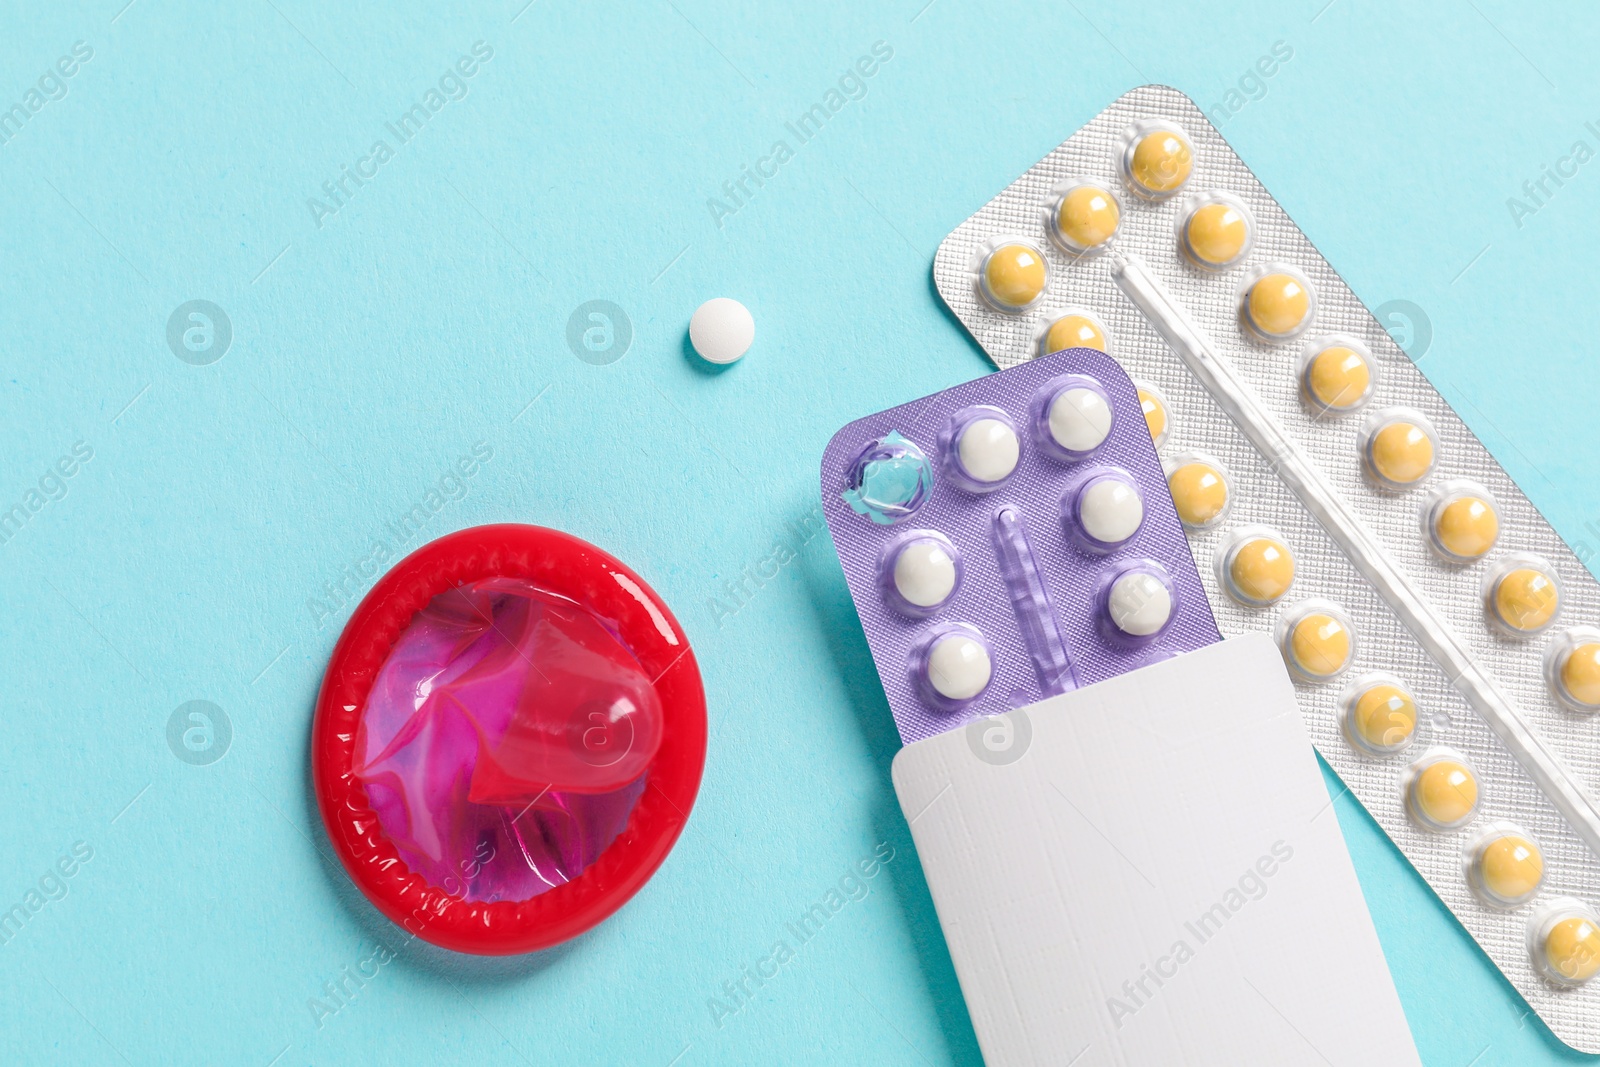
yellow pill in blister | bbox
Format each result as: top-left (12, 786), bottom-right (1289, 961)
top-left (1561, 643), bottom-right (1600, 708)
top-left (1184, 201), bottom-right (1249, 267)
top-left (1137, 387), bottom-right (1168, 448)
top-left (1350, 682), bottom-right (1416, 752)
top-left (982, 243), bottom-right (1046, 310)
top-left (1475, 833), bottom-right (1544, 905)
top-left (1368, 421), bottom-right (1435, 487)
top-left (1168, 461), bottom-right (1228, 528)
top-left (1245, 272), bottom-right (1311, 338)
top-left (1128, 128), bottom-right (1193, 196)
top-left (1543, 915), bottom-right (1600, 984)
top-left (1227, 537), bottom-right (1295, 606)
top-left (1288, 612), bottom-right (1353, 679)
top-left (1410, 758), bottom-right (1478, 829)
top-left (1055, 185), bottom-right (1120, 252)
top-left (1493, 566), bottom-right (1560, 634)
top-left (1305, 345), bottom-right (1372, 411)
top-left (1044, 314), bottom-right (1106, 354)
top-left (1432, 495), bottom-right (1499, 561)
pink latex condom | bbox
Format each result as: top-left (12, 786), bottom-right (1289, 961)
top-left (313, 525), bottom-right (705, 954)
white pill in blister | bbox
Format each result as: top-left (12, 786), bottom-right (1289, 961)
top-left (689, 297), bottom-right (754, 364)
top-left (1079, 478), bottom-right (1143, 545)
top-left (1049, 387), bottom-right (1112, 453)
top-left (926, 634), bottom-right (992, 701)
top-left (1108, 571), bottom-right (1172, 636)
top-left (893, 540), bottom-right (958, 608)
top-left (958, 418), bottom-right (1020, 483)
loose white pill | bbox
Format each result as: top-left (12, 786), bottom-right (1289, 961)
top-left (893, 540), bottom-right (958, 609)
top-left (958, 418), bottom-right (1020, 483)
top-left (1079, 478), bottom-right (1143, 545)
top-left (1108, 571), bottom-right (1172, 636)
top-left (1048, 387), bottom-right (1112, 453)
top-left (926, 634), bottom-right (992, 701)
top-left (689, 297), bottom-right (754, 364)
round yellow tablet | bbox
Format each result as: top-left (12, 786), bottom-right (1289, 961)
top-left (1350, 683), bottom-right (1416, 751)
top-left (1368, 421), bottom-right (1435, 487)
top-left (1245, 272), bottom-right (1312, 338)
top-left (1544, 915), bottom-right (1600, 983)
top-left (1560, 642), bottom-right (1600, 708)
top-left (1475, 833), bottom-right (1543, 905)
top-left (1432, 495), bottom-right (1498, 561)
top-left (1137, 387), bottom-right (1168, 447)
top-left (1410, 758), bottom-right (1478, 829)
top-left (1128, 128), bottom-right (1193, 196)
top-left (1044, 314), bottom-right (1106, 354)
top-left (1305, 345), bottom-right (1372, 411)
top-left (1288, 612), bottom-right (1352, 679)
top-left (1493, 566), bottom-right (1559, 634)
top-left (982, 243), bottom-right (1047, 310)
top-left (1185, 201), bottom-right (1249, 268)
top-left (1168, 461), bottom-right (1228, 527)
top-left (1228, 537), bottom-right (1295, 606)
top-left (1055, 185), bottom-right (1120, 252)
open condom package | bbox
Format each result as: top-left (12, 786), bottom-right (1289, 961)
top-left (899, 83), bottom-right (1600, 1051)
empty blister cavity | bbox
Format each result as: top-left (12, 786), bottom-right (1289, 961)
top-left (1120, 119), bottom-right (1193, 199)
top-left (840, 432), bottom-right (934, 525)
top-left (1339, 673), bottom-right (1418, 756)
top-left (1179, 191), bottom-right (1253, 270)
top-left (880, 531), bottom-right (962, 616)
top-left (1546, 627), bottom-right (1600, 713)
top-left (993, 506), bottom-right (1077, 694)
top-left (1134, 379), bottom-right (1170, 450)
top-left (1361, 408), bottom-right (1439, 490)
top-left (1404, 749), bottom-right (1481, 831)
top-left (1036, 310), bottom-right (1109, 357)
top-left (1048, 179), bottom-right (1121, 255)
top-left (941, 406), bottom-right (1020, 492)
top-left (1165, 452), bottom-right (1231, 529)
top-left (1278, 599), bottom-right (1356, 683)
top-left (1063, 467), bottom-right (1144, 553)
top-left (1034, 374), bottom-right (1114, 460)
top-left (1239, 264), bottom-right (1315, 341)
top-left (1097, 560), bottom-right (1176, 644)
top-left (913, 624), bottom-right (994, 708)
top-left (1425, 481), bottom-right (1501, 563)
top-left (1299, 336), bottom-right (1377, 414)
top-left (1466, 822), bottom-right (1545, 908)
top-left (1218, 525), bottom-right (1296, 606)
top-left (1530, 899), bottom-right (1600, 986)
top-left (976, 237), bottom-right (1048, 312)
top-left (1484, 553), bottom-right (1563, 637)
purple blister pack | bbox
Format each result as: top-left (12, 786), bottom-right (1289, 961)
top-left (821, 347), bottom-right (1222, 744)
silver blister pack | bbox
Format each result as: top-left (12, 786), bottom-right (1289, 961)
top-left (933, 84), bottom-right (1600, 1050)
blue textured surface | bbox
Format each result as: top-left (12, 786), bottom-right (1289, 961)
top-left (2, 1), bottom-right (1597, 1064)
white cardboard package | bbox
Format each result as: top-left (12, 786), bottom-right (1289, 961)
top-left (892, 633), bottom-right (1420, 1065)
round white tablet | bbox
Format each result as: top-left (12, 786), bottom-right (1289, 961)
top-left (1048, 387), bottom-right (1112, 453)
top-left (926, 634), bottom-right (992, 701)
top-left (958, 418), bottom-right (1020, 483)
top-left (1108, 571), bottom-right (1172, 636)
top-left (1079, 477), bottom-right (1143, 545)
top-left (893, 540), bottom-right (957, 609)
top-left (689, 297), bottom-right (754, 364)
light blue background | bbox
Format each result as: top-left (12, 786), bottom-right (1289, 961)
top-left (2, 1), bottom-right (1597, 1063)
